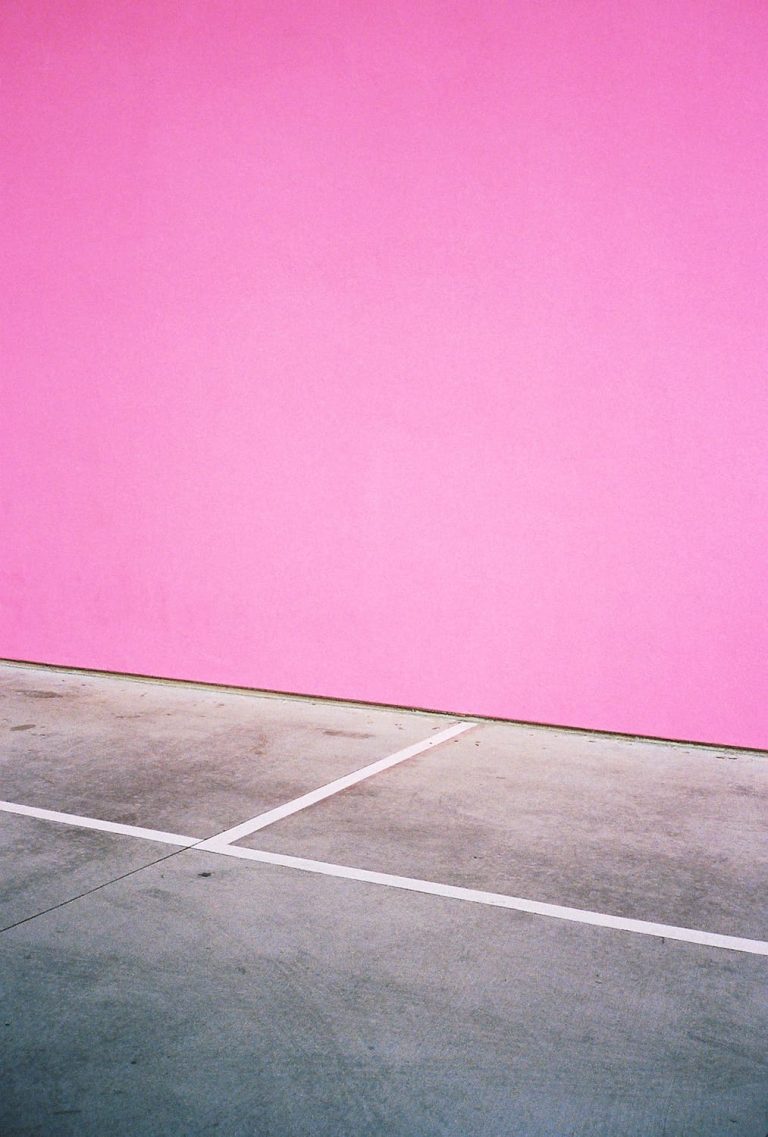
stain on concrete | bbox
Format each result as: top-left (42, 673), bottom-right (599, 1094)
top-left (322, 729), bottom-right (373, 739)
top-left (10, 724), bottom-right (36, 731)
top-left (15, 690), bottom-right (63, 699)
top-left (143, 888), bottom-right (174, 901)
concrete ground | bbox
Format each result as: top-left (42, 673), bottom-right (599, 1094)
top-left (1, 662), bottom-right (766, 1136)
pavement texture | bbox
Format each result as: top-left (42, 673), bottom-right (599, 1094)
top-left (242, 721), bottom-right (768, 940)
top-left (1, 661), bottom-right (766, 1136)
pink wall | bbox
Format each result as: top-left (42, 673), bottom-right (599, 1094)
top-left (3, 1), bottom-right (767, 749)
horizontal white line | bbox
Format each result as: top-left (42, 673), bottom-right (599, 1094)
top-left (0, 800), bottom-right (200, 847)
top-left (200, 842), bottom-right (768, 957)
top-left (196, 721), bottom-right (477, 848)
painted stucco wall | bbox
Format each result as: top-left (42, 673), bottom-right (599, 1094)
top-left (3, 2), bottom-right (767, 748)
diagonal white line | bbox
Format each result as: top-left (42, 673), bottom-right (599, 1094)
top-left (3, 795), bottom-right (766, 955)
top-left (195, 720), bottom-right (477, 848)
top-left (0, 800), bottom-right (200, 847)
top-left (199, 842), bottom-right (768, 957)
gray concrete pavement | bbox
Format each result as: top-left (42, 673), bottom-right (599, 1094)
top-left (1, 661), bottom-right (766, 1136)
top-left (0, 664), bottom-right (447, 834)
top-left (244, 720), bottom-right (768, 940)
top-left (0, 811), bottom-right (171, 927)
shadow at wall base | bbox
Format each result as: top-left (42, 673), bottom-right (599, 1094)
top-left (2, 657), bottom-right (765, 759)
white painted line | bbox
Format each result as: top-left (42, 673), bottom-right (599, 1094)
top-left (0, 800), bottom-right (200, 847)
top-left (3, 795), bottom-right (766, 956)
top-left (200, 842), bottom-right (768, 957)
top-left (196, 720), bottom-right (477, 848)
